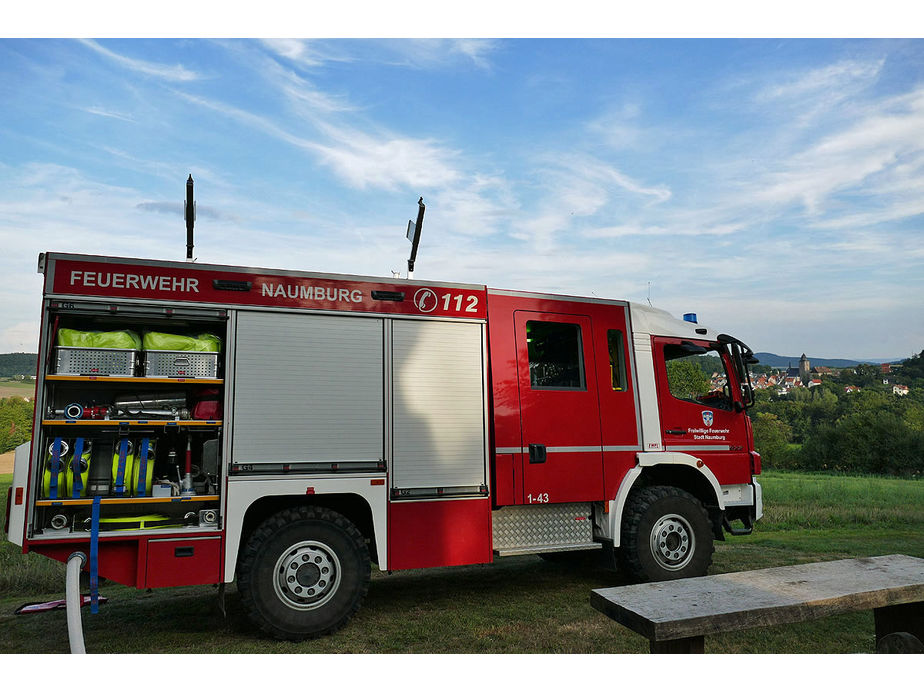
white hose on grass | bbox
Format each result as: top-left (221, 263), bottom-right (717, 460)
top-left (66, 552), bottom-right (87, 654)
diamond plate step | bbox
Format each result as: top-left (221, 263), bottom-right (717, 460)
top-left (492, 502), bottom-right (598, 555)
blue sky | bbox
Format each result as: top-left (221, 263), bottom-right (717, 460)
top-left (1, 34), bottom-right (923, 360)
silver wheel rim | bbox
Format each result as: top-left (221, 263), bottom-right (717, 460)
top-left (273, 540), bottom-right (342, 611)
top-left (649, 513), bottom-right (695, 571)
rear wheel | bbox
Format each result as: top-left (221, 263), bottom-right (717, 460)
top-left (618, 485), bottom-right (713, 582)
top-left (237, 506), bottom-right (370, 640)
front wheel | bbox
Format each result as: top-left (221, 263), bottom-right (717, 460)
top-left (237, 506), bottom-right (370, 640)
top-left (618, 485), bottom-right (713, 582)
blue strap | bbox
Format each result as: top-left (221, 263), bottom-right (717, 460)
top-left (114, 439), bottom-right (128, 497)
top-left (49, 437), bottom-right (62, 500)
top-left (90, 496), bottom-right (100, 614)
top-left (137, 438), bottom-right (150, 497)
top-left (71, 437), bottom-right (85, 498)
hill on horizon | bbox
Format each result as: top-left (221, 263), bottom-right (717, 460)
top-left (753, 352), bottom-right (899, 369)
top-left (0, 352), bottom-right (37, 378)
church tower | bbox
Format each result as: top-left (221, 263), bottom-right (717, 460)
top-left (799, 353), bottom-right (810, 383)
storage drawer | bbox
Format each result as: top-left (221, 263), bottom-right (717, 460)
top-left (145, 536), bottom-right (221, 588)
top-left (54, 346), bottom-right (138, 376)
top-left (143, 350), bottom-right (219, 378)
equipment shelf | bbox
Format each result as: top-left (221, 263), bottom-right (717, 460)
top-left (41, 419), bottom-right (222, 427)
top-left (45, 375), bottom-right (223, 385)
top-left (35, 495), bottom-right (220, 507)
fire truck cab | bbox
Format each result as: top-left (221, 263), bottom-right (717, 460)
top-left (5, 252), bottom-right (761, 640)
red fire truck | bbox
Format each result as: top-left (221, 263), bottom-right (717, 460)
top-left (5, 251), bottom-right (762, 640)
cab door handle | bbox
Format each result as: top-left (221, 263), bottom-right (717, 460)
top-left (666, 429), bottom-right (687, 435)
top-left (528, 444), bottom-right (547, 464)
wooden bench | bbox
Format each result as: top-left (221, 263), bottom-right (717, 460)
top-left (591, 554), bottom-right (924, 653)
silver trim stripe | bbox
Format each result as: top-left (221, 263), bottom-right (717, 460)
top-left (495, 445), bottom-right (638, 454)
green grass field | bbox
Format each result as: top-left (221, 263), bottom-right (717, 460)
top-left (0, 379), bottom-right (35, 399)
top-left (1, 470), bottom-right (921, 654)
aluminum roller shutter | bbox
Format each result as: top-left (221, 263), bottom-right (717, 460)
top-left (233, 312), bottom-right (384, 465)
top-left (392, 320), bottom-right (486, 490)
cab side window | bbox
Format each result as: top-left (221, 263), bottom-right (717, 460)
top-left (607, 329), bottom-right (627, 391)
top-left (526, 320), bottom-right (585, 390)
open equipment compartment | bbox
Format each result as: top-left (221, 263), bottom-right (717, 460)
top-left (31, 299), bottom-right (227, 538)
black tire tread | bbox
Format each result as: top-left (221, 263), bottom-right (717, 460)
top-left (237, 505), bottom-right (370, 640)
top-left (619, 485), bottom-right (713, 582)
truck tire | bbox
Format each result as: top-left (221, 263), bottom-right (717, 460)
top-left (237, 506), bottom-right (370, 640)
top-left (618, 485), bottom-right (713, 582)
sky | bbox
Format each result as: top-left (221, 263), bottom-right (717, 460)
top-left (1, 23), bottom-right (923, 361)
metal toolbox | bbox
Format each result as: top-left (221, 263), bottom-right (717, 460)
top-left (143, 350), bottom-right (219, 378)
top-left (53, 346), bottom-right (138, 377)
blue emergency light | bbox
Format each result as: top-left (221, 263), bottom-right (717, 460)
top-left (683, 313), bottom-right (698, 323)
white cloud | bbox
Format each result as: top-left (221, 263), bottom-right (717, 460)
top-left (260, 38), bottom-right (498, 71)
top-left (177, 91), bottom-right (462, 192)
top-left (81, 106), bottom-right (135, 122)
top-left (746, 87), bottom-right (924, 215)
top-left (431, 174), bottom-right (518, 236)
top-left (312, 125), bottom-right (462, 191)
top-left (582, 221), bottom-right (745, 239)
top-left (446, 39), bottom-right (498, 70)
top-left (563, 157), bottom-right (672, 204)
top-left (78, 39), bottom-right (200, 82)
top-left (367, 39), bottom-right (499, 70)
top-left (258, 39), bottom-right (350, 68)
top-left (757, 58), bottom-right (884, 103)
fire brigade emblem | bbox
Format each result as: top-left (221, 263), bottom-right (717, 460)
top-left (702, 410), bottom-right (714, 427)
top-left (413, 288), bottom-right (438, 313)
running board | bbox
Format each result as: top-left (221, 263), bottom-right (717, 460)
top-left (495, 542), bottom-right (602, 557)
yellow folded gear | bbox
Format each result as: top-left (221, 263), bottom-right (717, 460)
top-left (111, 439), bottom-right (135, 497)
top-left (97, 514), bottom-right (182, 531)
top-left (65, 441), bottom-right (92, 498)
top-left (42, 439), bottom-right (69, 499)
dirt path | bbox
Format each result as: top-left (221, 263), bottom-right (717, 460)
top-left (1, 450), bottom-right (16, 475)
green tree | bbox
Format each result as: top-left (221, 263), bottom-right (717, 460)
top-left (0, 397), bottom-right (34, 453)
top-left (751, 412), bottom-right (792, 467)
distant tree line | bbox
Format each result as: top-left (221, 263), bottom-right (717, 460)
top-left (0, 353), bottom-right (37, 378)
top-left (749, 350), bottom-right (924, 477)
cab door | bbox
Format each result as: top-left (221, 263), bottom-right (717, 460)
top-left (514, 311), bottom-right (603, 503)
top-left (652, 337), bottom-right (751, 485)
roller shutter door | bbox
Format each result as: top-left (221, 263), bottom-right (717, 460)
top-left (391, 320), bottom-right (486, 492)
top-left (233, 312), bottom-right (384, 467)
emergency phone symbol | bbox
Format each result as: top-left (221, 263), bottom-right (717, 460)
top-left (702, 411), bottom-right (714, 427)
top-left (413, 288), bottom-right (438, 313)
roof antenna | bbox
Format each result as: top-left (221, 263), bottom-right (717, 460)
top-left (647, 281), bottom-right (652, 306)
top-left (406, 196), bottom-right (425, 279)
top-left (184, 174), bottom-right (196, 262)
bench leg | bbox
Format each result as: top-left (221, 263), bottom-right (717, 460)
top-left (874, 601), bottom-right (924, 652)
top-left (650, 636), bottom-right (705, 654)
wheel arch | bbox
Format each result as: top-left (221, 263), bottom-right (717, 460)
top-left (228, 491), bottom-right (381, 582)
top-left (609, 452), bottom-right (724, 546)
